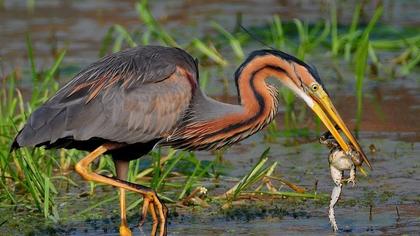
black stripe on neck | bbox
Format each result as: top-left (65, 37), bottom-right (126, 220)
top-left (199, 65), bottom-right (286, 141)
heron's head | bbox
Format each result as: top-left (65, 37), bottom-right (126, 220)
top-left (237, 49), bottom-right (371, 169)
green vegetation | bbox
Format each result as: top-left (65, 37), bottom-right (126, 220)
top-left (1, 36), bottom-right (65, 220)
top-left (0, 0), bottom-right (418, 228)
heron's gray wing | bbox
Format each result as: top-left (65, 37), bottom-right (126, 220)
top-left (52, 45), bottom-right (198, 103)
top-left (14, 46), bottom-right (198, 147)
top-left (15, 69), bottom-right (194, 146)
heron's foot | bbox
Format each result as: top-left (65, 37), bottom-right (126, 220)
top-left (138, 191), bottom-right (168, 236)
top-left (119, 222), bottom-right (132, 236)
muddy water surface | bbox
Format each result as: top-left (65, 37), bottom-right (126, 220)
top-left (6, 136), bottom-right (418, 235)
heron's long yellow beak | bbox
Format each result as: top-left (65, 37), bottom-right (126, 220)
top-left (310, 90), bottom-right (372, 169)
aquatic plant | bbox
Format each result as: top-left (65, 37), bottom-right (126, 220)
top-left (0, 36), bottom-right (65, 219)
top-left (354, 5), bottom-right (383, 132)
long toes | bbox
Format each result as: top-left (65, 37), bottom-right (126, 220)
top-left (152, 197), bottom-right (168, 236)
top-left (138, 191), bottom-right (168, 236)
top-left (149, 201), bottom-right (158, 224)
top-left (139, 197), bottom-right (151, 226)
top-left (160, 207), bottom-right (168, 236)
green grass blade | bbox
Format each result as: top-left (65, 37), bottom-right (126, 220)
top-left (43, 176), bottom-right (50, 218)
top-left (353, 5), bottom-right (383, 132)
top-left (227, 148), bottom-right (271, 199)
top-left (308, 21), bottom-right (330, 50)
top-left (211, 22), bottom-right (244, 59)
top-left (330, 1), bottom-right (338, 55)
top-left (354, 37), bottom-right (369, 132)
top-left (192, 39), bottom-right (228, 66)
top-left (114, 24), bottom-right (138, 47)
top-left (294, 19), bottom-right (307, 59)
top-left (135, 0), bottom-right (178, 47)
top-left (401, 46), bottom-right (420, 75)
top-left (360, 5), bottom-right (383, 40)
top-left (271, 15), bottom-right (285, 48)
top-left (178, 160), bottom-right (200, 200)
top-left (349, 2), bottom-right (362, 34)
top-left (0, 177), bottom-right (16, 204)
top-left (156, 150), bottom-right (181, 189)
top-left (99, 26), bottom-right (115, 57)
top-left (25, 34), bottom-right (37, 82)
top-left (44, 49), bottom-right (66, 83)
top-left (112, 34), bottom-right (124, 53)
top-left (371, 35), bottom-right (420, 49)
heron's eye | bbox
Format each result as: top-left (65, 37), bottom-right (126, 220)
top-left (311, 83), bottom-right (319, 92)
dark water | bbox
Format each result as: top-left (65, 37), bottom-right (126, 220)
top-left (1, 0), bottom-right (419, 235)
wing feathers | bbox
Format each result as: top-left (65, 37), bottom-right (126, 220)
top-left (14, 46), bottom-right (197, 149)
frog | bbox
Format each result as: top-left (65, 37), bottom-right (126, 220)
top-left (319, 130), bottom-right (358, 186)
top-left (319, 129), bottom-right (361, 232)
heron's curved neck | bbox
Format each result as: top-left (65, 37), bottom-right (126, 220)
top-left (166, 55), bottom-right (301, 150)
top-left (235, 65), bottom-right (280, 121)
top-left (234, 54), bottom-right (303, 115)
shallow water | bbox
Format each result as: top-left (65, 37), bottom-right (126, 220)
top-left (1, 0), bottom-right (420, 235)
top-left (3, 137), bottom-right (418, 235)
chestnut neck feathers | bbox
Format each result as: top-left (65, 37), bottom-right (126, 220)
top-left (164, 52), bottom-right (313, 150)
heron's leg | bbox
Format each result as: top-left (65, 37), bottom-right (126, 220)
top-left (114, 159), bottom-right (131, 236)
top-left (75, 145), bottom-right (168, 236)
top-left (118, 189), bottom-right (132, 236)
top-left (115, 158), bottom-right (160, 234)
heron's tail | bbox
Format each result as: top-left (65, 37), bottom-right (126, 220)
top-left (10, 132), bottom-right (21, 153)
top-left (11, 104), bottom-right (66, 152)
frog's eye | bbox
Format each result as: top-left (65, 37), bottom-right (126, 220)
top-left (311, 83), bottom-right (319, 92)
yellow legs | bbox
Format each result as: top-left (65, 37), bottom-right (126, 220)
top-left (118, 188), bottom-right (132, 236)
top-left (75, 144), bottom-right (168, 236)
top-left (115, 160), bottom-right (131, 236)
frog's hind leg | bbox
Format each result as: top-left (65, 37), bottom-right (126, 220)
top-left (329, 166), bottom-right (343, 232)
top-left (329, 184), bottom-right (342, 232)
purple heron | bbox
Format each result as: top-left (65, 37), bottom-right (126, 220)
top-left (12, 46), bottom-right (371, 236)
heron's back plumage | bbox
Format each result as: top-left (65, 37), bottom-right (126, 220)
top-left (13, 46), bottom-right (198, 151)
